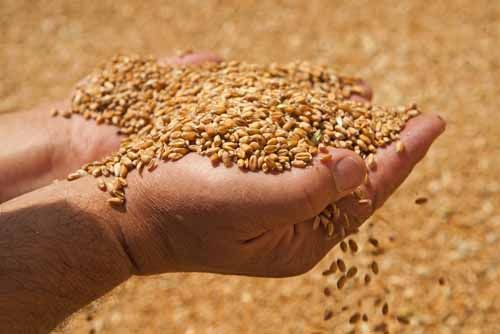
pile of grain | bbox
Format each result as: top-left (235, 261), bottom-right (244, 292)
top-left (59, 55), bottom-right (420, 331)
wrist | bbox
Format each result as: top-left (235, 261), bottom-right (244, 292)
top-left (62, 176), bottom-right (137, 278)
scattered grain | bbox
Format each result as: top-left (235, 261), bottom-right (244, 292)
top-left (382, 303), bottom-right (389, 315)
top-left (396, 315), bottom-right (410, 325)
top-left (371, 261), bottom-right (379, 275)
top-left (324, 309), bottom-right (334, 321)
top-left (337, 259), bottom-right (346, 272)
top-left (337, 275), bottom-right (347, 290)
top-left (346, 266), bottom-right (358, 278)
top-left (340, 241), bottom-right (348, 252)
top-left (415, 197), bottom-right (428, 205)
top-left (348, 239), bottom-right (358, 253)
top-left (349, 312), bottom-right (361, 324)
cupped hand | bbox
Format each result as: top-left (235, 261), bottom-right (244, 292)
top-left (50, 52), bottom-right (223, 177)
top-left (55, 53), bottom-right (443, 278)
top-left (106, 100), bottom-right (444, 278)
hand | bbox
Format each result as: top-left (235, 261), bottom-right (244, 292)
top-left (0, 55), bottom-right (443, 333)
top-left (55, 52), bottom-right (225, 175)
top-left (0, 52), bottom-right (222, 203)
top-left (61, 63), bottom-right (440, 277)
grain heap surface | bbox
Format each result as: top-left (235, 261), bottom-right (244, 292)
top-left (64, 55), bottom-right (419, 217)
top-left (3, 1), bottom-right (497, 333)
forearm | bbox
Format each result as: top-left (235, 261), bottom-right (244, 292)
top-left (0, 179), bottom-right (133, 333)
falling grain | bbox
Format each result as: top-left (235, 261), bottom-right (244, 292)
top-left (337, 259), bottom-right (346, 272)
top-left (348, 239), bottom-right (358, 253)
top-left (349, 312), bottom-right (361, 324)
top-left (415, 197), bottom-right (428, 205)
top-left (382, 303), bottom-right (389, 315)
top-left (346, 266), bottom-right (358, 278)
top-left (337, 275), bottom-right (347, 290)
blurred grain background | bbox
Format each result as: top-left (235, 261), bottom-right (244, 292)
top-left (1, 0), bottom-right (499, 333)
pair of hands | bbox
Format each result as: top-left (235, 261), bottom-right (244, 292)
top-left (5, 52), bottom-right (445, 279)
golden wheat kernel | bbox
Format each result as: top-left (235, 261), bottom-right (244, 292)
top-left (322, 269), bottom-right (333, 276)
top-left (363, 172), bottom-right (370, 185)
top-left (102, 168), bottom-right (110, 177)
top-left (340, 241), bottom-right (348, 252)
top-left (91, 168), bottom-right (102, 177)
top-left (415, 196), bottom-right (428, 205)
top-left (368, 237), bottom-right (379, 247)
top-left (364, 274), bottom-right (371, 285)
top-left (371, 261), bottom-right (379, 275)
top-left (358, 198), bottom-right (372, 207)
top-left (113, 163), bottom-right (122, 177)
top-left (67, 172), bottom-right (82, 181)
top-left (337, 275), bottom-right (347, 290)
top-left (348, 239), bottom-right (358, 253)
top-left (117, 177), bottom-right (128, 187)
top-left (349, 312), bottom-right (361, 324)
top-left (329, 261), bottom-right (338, 273)
top-left (323, 309), bottom-right (333, 321)
top-left (119, 165), bottom-right (129, 178)
top-left (396, 315), bottom-right (410, 325)
top-left (323, 287), bottom-right (331, 296)
top-left (108, 197), bottom-right (125, 206)
top-left (362, 314), bottom-right (368, 322)
top-left (320, 153), bottom-right (332, 162)
top-left (366, 153), bottom-right (376, 169)
top-left (291, 160), bottom-right (307, 168)
top-left (327, 223), bottom-right (334, 237)
top-left (438, 277), bottom-right (446, 285)
top-left (396, 140), bottom-right (405, 153)
top-left (337, 259), bottom-right (346, 272)
top-left (382, 303), bottom-right (389, 315)
top-left (97, 179), bottom-right (107, 192)
top-left (343, 213), bottom-right (351, 229)
top-left (346, 266), bottom-right (358, 278)
top-left (50, 108), bottom-right (59, 117)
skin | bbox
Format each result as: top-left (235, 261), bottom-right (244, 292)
top-left (0, 53), bottom-right (445, 333)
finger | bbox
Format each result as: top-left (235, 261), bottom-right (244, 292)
top-left (260, 113), bottom-right (446, 276)
top-left (237, 148), bottom-right (367, 230)
top-left (243, 113), bottom-right (445, 233)
top-left (317, 113), bottom-right (446, 248)
top-left (136, 147), bottom-right (366, 237)
top-left (350, 80), bottom-right (373, 102)
top-left (159, 51), bottom-right (222, 66)
top-left (360, 113), bottom-right (446, 210)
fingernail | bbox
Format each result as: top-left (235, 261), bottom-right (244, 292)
top-left (333, 157), bottom-right (366, 192)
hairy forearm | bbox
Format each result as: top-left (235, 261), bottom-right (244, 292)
top-left (0, 180), bottom-right (132, 333)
